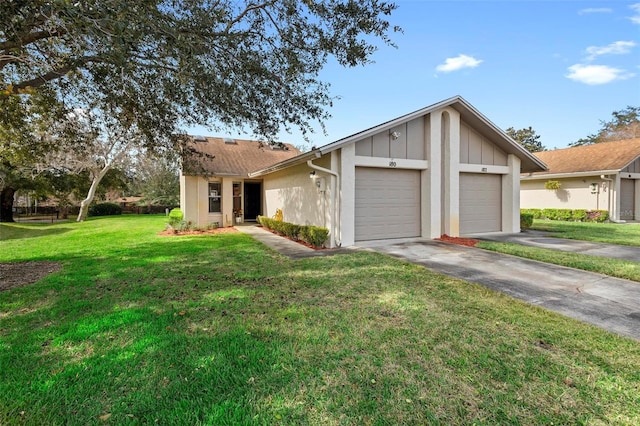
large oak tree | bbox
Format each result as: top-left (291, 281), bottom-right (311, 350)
top-left (1, 0), bottom-right (399, 221)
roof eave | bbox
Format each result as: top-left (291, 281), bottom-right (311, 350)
top-left (521, 169), bottom-right (622, 180)
top-left (248, 151), bottom-right (318, 177)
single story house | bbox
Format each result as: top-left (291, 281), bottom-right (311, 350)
top-left (180, 137), bottom-right (301, 227)
top-left (248, 95), bottom-right (546, 247)
top-left (521, 138), bottom-right (640, 221)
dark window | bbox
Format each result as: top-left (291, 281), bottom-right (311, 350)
top-left (208, 182), bottom-right (221, 213)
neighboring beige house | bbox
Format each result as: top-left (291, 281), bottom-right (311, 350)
top-left (521, 138), bottom-right (640, 221)
top-left (180, 137), bottom-right (301, 227)
top-left (245, 96), bottom-right (547, 247)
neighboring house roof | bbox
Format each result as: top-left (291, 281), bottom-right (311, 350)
top-left (182, 137), bottom-right (301, 177)
top-left (249, 95), bottom-right (548, 177)
top-left (523, 138), bottom-right (640, 179)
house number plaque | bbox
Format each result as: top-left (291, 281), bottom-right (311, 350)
top-left (388, 160), bottom-right (397, 167)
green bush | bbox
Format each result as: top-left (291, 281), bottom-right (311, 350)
top-left (168, 208), bottom-right (183, 227)
top-left (570, 209), bottom-right (587, 222)
top-left (520, 213), bottom-right (534, 229)
top-left (520, 208), bottom-right (609, 223)
top-left (586, 210), bottom-right (609, 223)
top-left (88, 202), bottom-right (122, 217)
top-left (258, 215), bottom-right (328, 248)
top-left (521, 208), bottom-right (543, 219)
top-left (300, 226), bottom-right (329, 248)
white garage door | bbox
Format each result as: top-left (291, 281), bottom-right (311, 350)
top-left (621, 179), bottom-right (635, 220)
top-left (355, 167), bottom-right (421, 241)
top-left (460, 173), bottom-right (502, 234)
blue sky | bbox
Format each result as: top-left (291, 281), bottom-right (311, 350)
top-left (193, 1), bottom-right (640, 150)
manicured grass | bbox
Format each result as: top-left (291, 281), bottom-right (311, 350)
top-left (531, 219), bottom-right (640, 246)
top-left (1, 216), bottom-right (640, 425)
top-left (477, 220), bottom-right (640, 283)
top-left (477, 241), bottom-right (640, 283)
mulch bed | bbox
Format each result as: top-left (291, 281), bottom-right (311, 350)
top-left (435, 234), bottom-right (479, 247)
top-left (0, 261), bottom-right (62, 292)
top-left (158, 227), bottom-right (240, 236)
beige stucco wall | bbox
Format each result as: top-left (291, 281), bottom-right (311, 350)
top-left (180, 175), bottom-right (244, 227)
top-left (263, 155), bottom-right (334, 230)
top-left (521, 176), bottom-right (610, 212)
top-left (521, 175), bottom-right (640, 221)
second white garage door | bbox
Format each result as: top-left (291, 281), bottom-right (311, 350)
top-left (355, 167), bottom-right (421, 241)
top-left (459, 173), bottom-right (502, 234)
top-left (621, 179), bottom-right (635, 220)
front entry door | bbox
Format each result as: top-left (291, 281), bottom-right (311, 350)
top-left (244, 182), bottom-right (262, 221)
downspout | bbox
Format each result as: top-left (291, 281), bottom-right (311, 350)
top-left (601, 175), bottom-right (616, 222)
top-left (307, 157), bottom-right (341, 248)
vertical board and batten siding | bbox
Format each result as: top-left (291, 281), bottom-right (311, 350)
top-left (459, 122), bottom-right (508, 166)
top-left (354, 168), bottom-right (421, 240)
top-left (622, 157), bottom-right (640, 173)
top-left (459, 173), bottom-right (502, 234)
top-left (354, 117), bottom-right (426, 160)
top-left (621, 178), bottom-right (635, 220)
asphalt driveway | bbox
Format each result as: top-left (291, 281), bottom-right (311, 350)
top-left (356, 238), bottom-right (640, 341)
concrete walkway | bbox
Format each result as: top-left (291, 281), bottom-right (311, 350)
top-left (357, 238), bottom-right (640, 341)
top-left (478, 230), bottom-right (640, 261)
top-left (236, 225), bottom-right (352, 259)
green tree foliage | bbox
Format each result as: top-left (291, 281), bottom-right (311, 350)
top-left (0, 89), bottom-right (66, 221)
top-left (133, 152), bottom-right (180, 207)
top-left (1, 0), bottom-right (399, 221)
top-left (1, 0), bottom-right (399, 144)
top-left (505, 126), bottom-right (546, 153)
top-left (570, 106), bottom-right (640, 147)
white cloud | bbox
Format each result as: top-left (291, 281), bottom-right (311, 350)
top-left (630, 3), bottom-right (640, 24)
top-left (585, 41), bottom-right (636, 60)
top-left (566, 64), bottom-right (635, 85)
top-left (578, 7), bottom-right (612, 14)
top-left (435, 54), bottom-right (482, 73)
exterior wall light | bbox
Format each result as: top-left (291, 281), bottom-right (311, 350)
top-left (309, 170), bottom-right (316, 179)
top-left (390, 131), bottom-right (400, 140)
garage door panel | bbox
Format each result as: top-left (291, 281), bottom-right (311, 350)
top-left (460, 173), bottom-right (501, 234)
top-left (621, 179), bottom-right (635, 220)
top-left (355, 168), bottom-right (421, 241)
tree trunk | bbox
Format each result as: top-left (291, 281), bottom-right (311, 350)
top-left (76, 166), bottom-right (110, 222)
top-left (0, 187), bottom-right (16, 222)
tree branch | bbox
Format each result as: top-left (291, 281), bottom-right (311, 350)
top-left (0, 27), bottom-right (67, 53)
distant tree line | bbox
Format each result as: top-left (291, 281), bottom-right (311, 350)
top-left (507, 106), bottom-right (639, 153)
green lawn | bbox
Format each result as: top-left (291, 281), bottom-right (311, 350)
top-left (531, 219), bottom-right (640, 246)
top-left (1, 216), bottom-right (639, 425)
top-left (477, 220), bottom-right (640, 283)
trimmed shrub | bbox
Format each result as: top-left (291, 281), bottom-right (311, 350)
top-left (521, 208), bottom-right (543, 219)
top-left (520, 213), bottom-right (534, 229)
top-left (168, 208), bottom-right (183, 227)
top-left (520, 208), bottom-right (609, 223)
top-left (258, 215), bottom-right (329, 248)
top-left (300, 226), bottom-right (329, 248)
top-left (88, 202), bottom-right (122, 217)
top-left (586, 210), bottom-right (609, 223)
top-left (570, 209), bottom-right (587, 222)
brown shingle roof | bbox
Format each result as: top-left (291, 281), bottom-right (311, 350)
top-left (182, 137), bottom-right (301, 177)
top-left (528, 138), bottom-right (640, 176)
